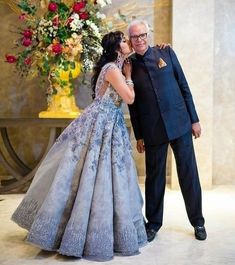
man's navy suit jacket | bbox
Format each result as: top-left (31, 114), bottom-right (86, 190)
top-left (129, 46), bottom-right (199, 146)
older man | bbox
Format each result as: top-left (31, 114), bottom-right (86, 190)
top-left (127, 19), bottom-right (207, 242)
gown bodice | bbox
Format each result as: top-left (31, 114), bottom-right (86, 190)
top-left (94, 62), bottom-right (123, 108)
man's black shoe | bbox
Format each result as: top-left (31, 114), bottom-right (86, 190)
top-left (146, 228), bottom-right (157, 242)
top-left (194, 226), bottom-right (207, 240)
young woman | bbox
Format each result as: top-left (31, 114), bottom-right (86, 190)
top-left (11, 31), bottom-right (147, 261)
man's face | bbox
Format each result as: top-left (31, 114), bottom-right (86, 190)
top-left (129, 23), bottom-right (149, 55)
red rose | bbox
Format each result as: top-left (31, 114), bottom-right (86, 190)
top-left (23, 29), bottom-right (33, 39)
top-left (48, 2), bottom-right (58, 12)
top-left (79, 12), bottom-right (89, 20)
top-left (19, 13), bottom-right (26, 20)
top-left (5, 54), bottom-right (17, 63)
top-left (24, 57), bottom-right (32, 65)
top-left (73, 2), bottom-right (86, 13)
top-left (52, 43), bottom-right (62, 54)
top-left (22, 38), bottom-right (32, 47)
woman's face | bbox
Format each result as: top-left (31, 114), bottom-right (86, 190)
top-left (119, 36), bottom-right (132, 55)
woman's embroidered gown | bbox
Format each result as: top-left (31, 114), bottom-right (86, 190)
top-left (11, 62), bottom-right (147, 261)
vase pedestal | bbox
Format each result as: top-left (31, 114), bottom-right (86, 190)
top-left (39, 94), bottom-right (81, 118)
top-left (39, 61), bottom-right (82, 119)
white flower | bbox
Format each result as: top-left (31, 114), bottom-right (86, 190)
top-left (96, 12), bottom-right (106, 20)
top-left (71, 33), bottom-right (79, 39)
top-left (86, 20), bottom-right (101, 38)
top-left (83, 58), bottom-right (94, 71)
top-left (96, 0), bottom-right (112, 8)
top-left (97, 46), bottom-right (103, 54)
top-left (39, 18), bottom-right (47, 26)
top-left (70, 13), bottom-right (83, 31)
top-left (96, 0), bottom-right (105, 7)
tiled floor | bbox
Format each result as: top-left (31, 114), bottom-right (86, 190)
top-left (0, 185), bottom-right (235, 265)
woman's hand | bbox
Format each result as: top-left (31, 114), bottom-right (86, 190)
top-left (122, 58), bottom-right (132, 80)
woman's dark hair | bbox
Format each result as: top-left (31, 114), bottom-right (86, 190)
top-left (91, 31), bottom-right (124, 99)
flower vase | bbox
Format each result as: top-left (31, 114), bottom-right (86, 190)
top-left (39, 62), bottom-right (81, 118)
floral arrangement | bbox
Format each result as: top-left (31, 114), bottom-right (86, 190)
top-left (5, 0), bottom-right (111, 100)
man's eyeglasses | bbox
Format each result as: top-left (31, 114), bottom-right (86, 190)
top-left (130, 33), bottom-right (148, 41)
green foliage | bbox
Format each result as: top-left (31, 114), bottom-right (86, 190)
top-left (18, 0), bottom-right (37, 16)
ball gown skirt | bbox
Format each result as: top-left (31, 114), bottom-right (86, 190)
top-left (11, 93), bottom-right (147, 261)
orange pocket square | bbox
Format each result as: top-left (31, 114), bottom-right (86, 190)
top-left (158, 58), bottom-right (167, 68)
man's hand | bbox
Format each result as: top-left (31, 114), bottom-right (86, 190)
top-left (157, 43), bottom-right (171, 49)
top-left (192, 122), bottom-right (201, 139)
top-left (136, 139), bottom-right (145, 153)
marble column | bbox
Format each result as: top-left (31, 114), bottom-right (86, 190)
top-left (213, 0), bottom-right (235, 185)
top-left (171, 0), bottom-right (214, 189)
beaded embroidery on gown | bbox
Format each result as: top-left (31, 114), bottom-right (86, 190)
top-left (11, 60), bottom-right (147, 261)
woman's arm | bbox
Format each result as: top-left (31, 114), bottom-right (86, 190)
top-left (105, 63), bottom-right (135, 104)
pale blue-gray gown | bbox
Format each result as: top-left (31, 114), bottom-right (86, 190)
top-left (11, 62), bottom-right (147, 261)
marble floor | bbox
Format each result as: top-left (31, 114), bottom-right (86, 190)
top-left (0, 185), bottom-right (235, 265)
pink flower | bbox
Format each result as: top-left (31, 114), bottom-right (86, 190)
top-left (23, 29), bottom-right (33, 39)
top-left (48, 2), bottom-right (58, 12)
top-left (66, 17), bottom-right (74, 26)
top-left (5, 54), bottom-right (17, 63)
top-left (52, 16), bottom-right (59, 26)
top-left (24, 57), bottom-right (32, 65)
top-left (22, 38), bottom-right (32, 47)
top-left (19, 13), bottom-right (26, 20)
top-left (52, 43), bottom-right (62, 54)
top-left (73, 2), bottom-right (86, 13)
top-left (79, 12), bottom-right (89, 20)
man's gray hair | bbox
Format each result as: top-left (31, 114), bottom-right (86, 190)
top-left (127, 19), bottom-right (150, 36)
